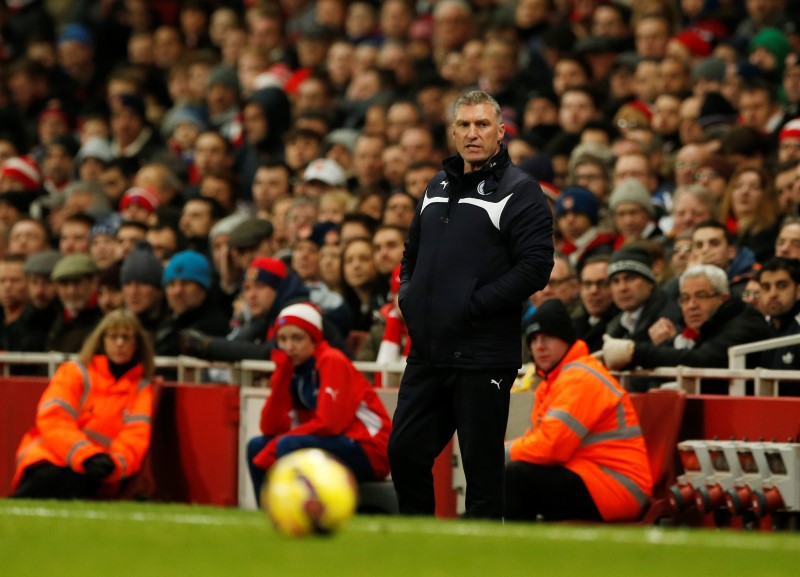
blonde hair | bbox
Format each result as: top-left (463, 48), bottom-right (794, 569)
top-left (719, 166), bottom-right (778, 235)
top-left (78, 309), bottom-right (156, 378)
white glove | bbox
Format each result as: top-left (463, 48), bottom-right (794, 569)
top-left (602, 334), bottom-right (635, 370)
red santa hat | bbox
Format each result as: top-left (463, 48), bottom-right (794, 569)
top-left (275, 303), bottom-right (323, 342)
top-left (0, 156), bottom-right (41, 191)
top-left (780, 118), bottom-right (800, 142)
top-left (119, 186), bottom-right (160, 213)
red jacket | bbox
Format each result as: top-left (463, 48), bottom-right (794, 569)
top-left (12, 356), bottom-right (153, 490)
top-left (509, 341), bottom-right (652, 521)
top-left (253, 341), bottom-right (391, 479)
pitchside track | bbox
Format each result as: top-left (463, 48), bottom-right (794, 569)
top-left (1, 500), bottom-right (798, 576)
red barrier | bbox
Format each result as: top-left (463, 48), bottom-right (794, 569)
top-left (146, 383), bottom-right (240, 506)
top-left (682, 395), bottom-right (800, 442)
top-left (0, 378), bottom-right (49, 496)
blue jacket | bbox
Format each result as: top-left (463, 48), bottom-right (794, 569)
top-left (399, 144), bottom-right (553, 369)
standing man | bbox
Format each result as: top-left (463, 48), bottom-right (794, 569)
top-left (388, 90), bottom-right (554, 519)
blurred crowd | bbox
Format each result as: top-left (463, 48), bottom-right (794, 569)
top-left (1, 0), bottom-right (800, 387)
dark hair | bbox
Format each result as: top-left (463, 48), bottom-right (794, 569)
top-left (342, 212), bottom-right (379, 237)
top-left (692, 219), bottom-right (734, 245)
top-left (758, 257), bottom-right (800, 284)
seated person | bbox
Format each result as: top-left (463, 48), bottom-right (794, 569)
top-left (10, 310), bottom-right (155, 499)
top-left (178, 257), bottom-right (348, 360)
top-left (603, 264), bottom-right (771, 393)
top-left (246, 303), bottom-right (392, 503)
top-left (505, 300), bottom-right (652, 522)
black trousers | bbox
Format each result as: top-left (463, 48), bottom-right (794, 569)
top-left (388, 363), bottom-right (514, 519)
top-left (11, 463), bottom-right (101, 500)
top-left (504, 461), bottom-right (602, 522)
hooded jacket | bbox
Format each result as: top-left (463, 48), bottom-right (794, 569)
top-left (12, 356), bottom-right (153, 490)
top-left (252, 341), bottom-right (391, 478)
top-left (508, 340), bottom-right (652, 521)
top-left (399, 144), bottom-right (553, 369)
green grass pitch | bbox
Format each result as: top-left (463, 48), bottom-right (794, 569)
top-left (1, 500), bottom-right (799, 577)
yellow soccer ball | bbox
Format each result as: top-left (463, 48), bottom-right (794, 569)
top-left (261, 448), bottom-right (358, 537)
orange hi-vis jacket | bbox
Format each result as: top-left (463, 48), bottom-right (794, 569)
top-left (508, 340), bottom-right (652, 521)
top-left (11, 356), bottom-right (153, 491)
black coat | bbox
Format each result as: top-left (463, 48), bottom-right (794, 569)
top-left (632, 298), bottom-right (771, 368)
top-left (572, 303), bottom-right (620, 353)
top-left (605, 287), bottom-right (683, 343)
top-left (399, 144), bottom-right (554, 369)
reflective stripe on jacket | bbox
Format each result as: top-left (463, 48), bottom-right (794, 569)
top-left (12, 356), bottom-right (153, 490)
top-left (509, 340), bottom-right (652, 521)
top-left (253, 341), bottom-right (391, 479)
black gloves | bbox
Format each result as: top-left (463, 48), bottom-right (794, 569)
top-left (178, 329), bottom-right (211, 357)
top-left (83, 453), bottom-right (115, 480)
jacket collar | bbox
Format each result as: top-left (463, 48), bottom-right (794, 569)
top-left (442, 142), bottom-right (511, 194)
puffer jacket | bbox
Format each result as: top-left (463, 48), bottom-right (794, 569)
top-left (12, 356), bottom-right (153, 490)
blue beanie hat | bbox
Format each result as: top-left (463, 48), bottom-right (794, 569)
top-left (163, 250), bottom-right (211, 289)
top-left (556, 186), bottom-right (599, 225)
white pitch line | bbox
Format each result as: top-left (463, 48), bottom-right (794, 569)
top-left (2, 505), bottom-right (799, 552)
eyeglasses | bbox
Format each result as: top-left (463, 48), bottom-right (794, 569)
top-left (548, 276), bottom-right (575, 288)
top-left (104, 332), bottom-right (135, 343)
top-left (742, 290), bottom-right (760, 299)
top-left (580, 279), bottom-right (609, 289)
top-left (678, 291), bottom-right (720, 305)
top-left (694, 169), bottom-right (719, 181)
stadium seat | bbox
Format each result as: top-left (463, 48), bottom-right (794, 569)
top-left (629, 389), bottom-right (687, 524)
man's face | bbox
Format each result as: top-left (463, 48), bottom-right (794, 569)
top-left (759, 269), bottom-right (800, 318)
top-left (532, 258), bottom-right (578, 307)
top-left (56, 275), bottom-right (96, 314)
top-left (27, 274), bottom-right (56, 309)
top-left (610, 272), bottom-right (654, 312)
top-left (372, 228), bottom-right (405, 275)
top-left (8, 221), bottom-right (48, 256)
top-left (451, 103), bottom-right (504, 172)
top-left (776, 223), bottom-right (800, 259)
top-left (691, 227), bottom-right (734, 270)
top-left (111, 108), bottom-right (144, 147)
top-left (404, 166), bottom-right (437, 199)
top-left (100, 167), bottom-right (129, 203)
top-left (241, 278), bottom-right (277, 318)
top-left (165, 279), bottom-right (206, 316)
top-left (352, 136), bottom-right (385, 185)
top-left (252, 167), bottom-right (290, 210)
top-left (679, 274), bottom-right (726, 331)
top-left (146, 228), bottom-right (177, 263)
top-left (580, 261), bottom-right (612, 317)
top-left (558, 92), bottom-right (595, 134)
top-left (115, 225), bottom-right (146, 261)
top-left (193, 133), bottom-right (230, 176)
top-left (59, 222), bottom-right (91, 255)
top-left (0, 262), bottom-right (28, 311)
top-left (739, 89), bottom-right (774, 130)
top-left (529, 333), bottom-right (570, 373)
top-left (384, 195), bottom-right (416, 228)
top-left (291, 240), bottom-right (320, 282)
top-left (43, 144), bottom-right (74, 184)
top-left (123, 281), bottom-right (162, 316)
top-left (613, 202), bottom-right (650, 239)
top-left (613, 155), bottom-right (651, 190)
top-left (179, 200), bottom-right (214, 239)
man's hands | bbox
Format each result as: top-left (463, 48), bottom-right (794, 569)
top-left (178, 329), bottom-right (211, 357)
top-left (602, 335), bottom-right (635, 370)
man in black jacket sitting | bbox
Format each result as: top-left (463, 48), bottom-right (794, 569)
top-left (603, 264), bottom-right (772, 393)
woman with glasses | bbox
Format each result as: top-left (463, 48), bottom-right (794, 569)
top-left (10, 309), bottom-right (155, 499)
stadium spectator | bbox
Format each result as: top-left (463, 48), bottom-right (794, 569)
top-left (58, 213), bottom-right (94, 256)
top-left (389, 90), bottom-right (553, 519)
top-left (603, 264), bottom-right (771, 393)
top-left (155, 250), bottom-right (229, 359)
top-left (758, 257), bottom-right (800, 374)
top-left (121, 241), bottom-right (166, 342)
top-left (246, 302), bottom-right (391, 504)
top-left (775, 217), bottom-right (800, 259)
top-left (685, 220), bottom-right (756, 299)
top-left (10, 309), bottom-right (155, 500)
top-left (506, 300), bottom-right (651, 522)
top-left (555, 186), bottom-right (616, 268)
top-left (719, 166), bottom-right (780, 263)
top-left (0, 254), bottom-right (30, 350)
top-left (46, 253), bottom-right (103, 353)
top-left (573, 255), bottom-right (619, 353)
top-left (16, 250), bottom-right (60, 355)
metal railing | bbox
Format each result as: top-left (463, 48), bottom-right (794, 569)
top-left (2, 351), bottom-right (800, 396)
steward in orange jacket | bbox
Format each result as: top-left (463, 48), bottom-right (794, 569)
top-left (505, 300), bottom-right (652, 522)
top-left (11, 310), bottom-right (155, 499)
top-left (247, 303), bottom-right (391, 502)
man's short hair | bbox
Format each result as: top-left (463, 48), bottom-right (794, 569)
top-left (758, 257), bottom-right (800, 284)
top-left (679, 264), bottom-right (730, 296)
